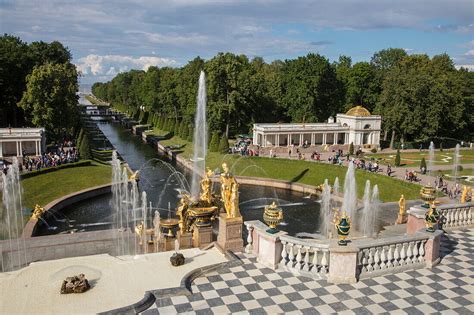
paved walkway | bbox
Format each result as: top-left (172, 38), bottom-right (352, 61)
top-left (143, 228), bottom-right (473, 314)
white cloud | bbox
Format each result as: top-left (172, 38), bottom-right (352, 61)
top-left (465, 50), bottom-right (474, 57)
top-left (126, 31), bottom-right (211, 46)
top-left (455, 64), bottom-right (474, 71)
top-left (75, 54), bottom-right (177, 77)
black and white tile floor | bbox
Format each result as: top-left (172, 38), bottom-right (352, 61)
top-left (143, 228), bottom-right (473, 314)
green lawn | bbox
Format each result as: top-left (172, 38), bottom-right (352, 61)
top-left (365, 150), bottom-right (474, 167)
top-left (160, 135), bottom-right (421, 202)
top-left (21, 163), bottom-right (112, 209)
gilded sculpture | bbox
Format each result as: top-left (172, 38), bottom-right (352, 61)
top-left (220, 163), bottom-right (241, 218)
top-left (396, 194), bottom-right (407, 224)
top-left (31, 204), bottom-right (45, 220)
top-left (460, 185), bottom-right (469, 203)
top-left (199, 168), bottom-right (214, 204)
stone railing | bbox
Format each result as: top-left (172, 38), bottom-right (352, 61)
top-left (407, 202), bottom-right (473, 235)
top-left (244, 220), bottom-right (443, 284)
top-left (438, 203), bottom-right (473, 228)
top-left (279, 235), bottom-right (330, 279)
top-left (355, 231), bottom-right (441, 279)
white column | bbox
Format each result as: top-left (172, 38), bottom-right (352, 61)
top-left (35, 141), bottom-right (39, 156)
top-left (16, 141), bottom-right (19, 156)
top-left (323, 133), bottom-right (327, 145)
top-left (276, 134), bottom-right (280, 147)
top-left (19, 141), bottom-right (23, 157)
top-left (311, 133), bottom-right (315, 146)
top-left (333, 133), bottom-right (338, 145)
top-left (0, 141), bottom-right (3, 158)
top-left (299, 134), bottom-right (303, 146)
top-left (263, 135), bottom-right (267, 147)
top-left (288, 134), bottom-right (291, 146)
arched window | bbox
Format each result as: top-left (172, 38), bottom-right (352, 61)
top-left (342, 123), bottom-right (348, 127)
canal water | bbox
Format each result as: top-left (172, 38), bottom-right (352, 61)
top-left (35, 121), bottom-right (321, 236)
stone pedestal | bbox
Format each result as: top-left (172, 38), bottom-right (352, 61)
top-left (424, 230), bottom-right (443, 268)
top-left (217, 214), bottom-right (244, 252)
top-left (193, 226), bottom-right (213, 248)
top-left (327, 244), bottom-right (358, 284)
top-left (407, 206), bottom-right (429, 235)
top-left (177, 231), bottom-right (193, 249)
top-left (254, 228), bottom-right (287, 269)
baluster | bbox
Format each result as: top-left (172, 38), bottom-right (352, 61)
top-left (361, 250), bottom-right (368, 272)
top-left (393, 244), bottom-right (400, 266)
top-left (312, 249), bottom-right (320, 274)
top-left (418, 240), bottom-right (425, 262)
top-left (245, 225), bottom-right (254, 253)
top-left (400, 243), bottom-right (406, 265)
top-left (406, 242), bottom-right (413, 264)
top-left (386, 245), bottom-right (393, 268)
top-left (373, 248), bottom-right (381, 270)
top-left (450, 210), bottom-right (455, 227)
top-left (380, 247), bottom-right (387, 269)
top-left (367, 249), bottom-right (374, 271)
top-left (462, 208), bottom-right (468, 226)
top-left (320, 250), bottom-right (328, 273)
top-left (296, 246), bottom-right (303, 270)
top-left (468, 207), bottom-right (472, 225)
top-left (280, 241), bottom-right (288, 266)
top-left (412, 241), bottom-right (419, 264)
top-left (455, 209), bottom-right (460, 226)
top-left (287, 243), bottom-right (295, 267)
top-left (303, 246), bottom-right (311, 271)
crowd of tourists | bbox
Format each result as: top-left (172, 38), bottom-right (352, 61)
top-left (21, 140), bottom-right (79, 172)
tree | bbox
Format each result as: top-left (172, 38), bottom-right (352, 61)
top-left (218, 134), bottom-right (229, 153)
top-left (79, 133), bottom-right (91, 160)
top-left (76, 128), bottom-right (84, 150)
top-left (344, 62), bottom-right (380, 112)
top-left (349, 142), bottom-right (354, 155)
top-left (181, 122), bottom-right (189, 139)
top-left (187, 126), bottom-right (193, 142)
top-left (420, 157), bottom-right (427, 171)
top-left (209, 132), bottom-right (220, 152)
top-left (394, 148), bottom-right (401, 167)
top-left (18, 62), bottom-right (79, 138)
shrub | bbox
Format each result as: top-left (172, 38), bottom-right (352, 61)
top-left (456, 165), bottom-right (464, 172)
top-left (371, 148), bottom-right (377, 153)
top-left (218, 134), bottom-right (229, 153)
top-left (394, 148), bottom-right (401, 167)
top-left (20, 160), bottom-right (93, 179)
top-left (420, 157), bottom-right (427, 170)
top-left (174, 120), bottom-right (180, 136)
top-left (209, 132), bottom-right (220, 152)
top-left (76, 128), bottom-right (84, 150)
top-left (79, 133), bottom-right (91, 160)
top-left (187, 126), bottom-right (193, 142)
top-left (349, 142), bottom-right (354, 155)
top-left (181, 122), bottom-right (189, 139)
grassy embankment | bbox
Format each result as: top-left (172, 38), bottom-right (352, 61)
top-left (158, 132), bottom-right (421, 202)
top-left (365, 150), bottom-right (474, 168)
top-left (21, 163), bottom-right (112, 209)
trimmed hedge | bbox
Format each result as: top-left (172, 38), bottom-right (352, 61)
top-left (20, 160), bottom-right (93, 179)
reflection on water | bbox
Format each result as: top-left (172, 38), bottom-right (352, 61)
top-left (35, 122), bottom-right (321, 236)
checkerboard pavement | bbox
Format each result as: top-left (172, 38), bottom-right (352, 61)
top-left (143, 228), bottom-right (474, 314)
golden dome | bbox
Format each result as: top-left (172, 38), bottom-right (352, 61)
top-left (345, 106), bottom-right (371, 117)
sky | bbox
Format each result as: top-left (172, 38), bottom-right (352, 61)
top-left (1, 0), bottom-right (473, 86)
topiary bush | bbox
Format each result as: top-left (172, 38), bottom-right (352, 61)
top-left (420, 157), bottom-right (427, 170)
top-left (209, 132), bottom-right (220, 152)
top-left (349, 142), bottom-right (354, 155)
top-left (394, 148), bottom-right (401, 167)
top-left (79, 133), bottom-right (91, 160)
top-left (218, 134), bottom-right (229, 153)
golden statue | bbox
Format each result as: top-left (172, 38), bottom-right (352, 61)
top-left (460, 185), bottom-right (469, 203)
top-left (176, 193), bottom-right (191, 232)
top-left (31, 204), bottom-right (45, 220)
top-left (396, 194), bottom-right (407, 224)
top-left (130, 170), bottom-right (140, 182)
top-left (230, 182), bottom-right (241, 218)
top-left (135, 221), bottom-right (144, 245)
top-left (220, 163), bottom-right (240, 218)
top-left (199, 168), bottom-right (214, 203)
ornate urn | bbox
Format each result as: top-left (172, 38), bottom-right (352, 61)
top-left (335, 212), bottom-right (351, 246)
top-left (425, 205), bottom-right (440, 232)
top-left (420, 184), bottom-right (436, 208)
top-left (263, 202), bottom-right (283, 234)
top-left (160, 218), bottom-right (180, 237)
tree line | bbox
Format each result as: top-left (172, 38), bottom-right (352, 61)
top-left (93, 50), bottom-right (473, 146)
top-left (0, 34), bottom-right (79, 139)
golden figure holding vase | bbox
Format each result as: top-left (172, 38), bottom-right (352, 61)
top-left (220, 163), bottom-right (241, 218)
